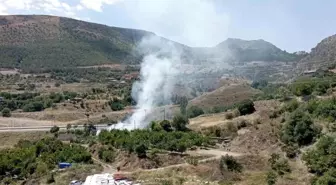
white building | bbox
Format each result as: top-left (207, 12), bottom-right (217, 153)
top-left (82, 173), bottom-right (140, 185)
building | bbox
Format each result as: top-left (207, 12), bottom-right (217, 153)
top-left (82, 173), bottom-right (140, 185)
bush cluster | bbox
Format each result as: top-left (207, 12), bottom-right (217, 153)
top-left (0, 91), bottom-right (78, 112)
top-left (303, 136), bottom-right (336, 184)
top-left (0, 138), bottom-right (91, 182)
top-left (281, 110), bottom-right (321, 146)
top-left (98, 129), bottom-right (211, 157)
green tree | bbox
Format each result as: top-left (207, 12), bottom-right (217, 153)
top-left (281, 110), bottom-right (321, 146)
top-left (187, 106), bottom-right (204, 118)
top-left (160, 120), bottom-right (173, 132)
top-left (108, 98), bottom-right (124, 111)
top-left (135, 143), bottom-right (147, 158)
top-left (176, 141), bottom-right (187, 153)
top-left (1, 108), bottom-right (11, 117)
top-left (172, 114), bottom-right (189, 131)
top-left (303, 136), bottom-right (336, 175)
top-left (179, 96), bottom-right (188, 115)
top-left (150, 121), bottom-right (163, 131)
top-left (50, 126), bottom-right (60, 134)
top-left (313, 168), bottom-right (336, 185)
top-left (237, 99), bottom-right (255, 115)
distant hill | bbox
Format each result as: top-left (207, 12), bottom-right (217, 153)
top-left (215, 38), bottom-right (303, 63)
top-left (0, 15), bottom-right (303, 73)
top-left (0, 15), bottom-right (156, 72)
top-left (298, 34), bottom-right (336, 71)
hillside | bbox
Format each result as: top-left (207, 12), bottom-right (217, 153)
top-left (0, 15), bottom-right (155, 72)
top-left (298, 34), bottom-right (336, 71)
top-left (214, 38), bottom-right (302, 63)
top-left (0, 15), bottom-right (303, 74)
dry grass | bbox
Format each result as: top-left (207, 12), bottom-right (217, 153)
top-left (0, 131), bottom-right (50, 148)
top-left (189, 84), bottom-right (260, 110)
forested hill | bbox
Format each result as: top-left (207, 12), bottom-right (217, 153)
top-left (0, 15), bottom-right (303, 72)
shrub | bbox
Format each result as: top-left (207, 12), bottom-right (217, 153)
top-left (237, 99), bottom-right (255, 115)
top-left (50, 126), bottom-right (60, 133)
top-left (187, 106), bottom-right (204, 118)
top-left (160, 120), bottom-right (173, 132)
top-left (282, 145), bottom-right (299, 158)
top-left (313, 168), bottom-right (336, 185)
top-left (219, 155), bottom-right (243, 173)
top-left (303, 136), bottom-right (336, 175)
top-left (172, 114), bottom-right (189, 131)
top-left (268, 153), bottom-right (291, 175)
top-left (108, 98), bottom-right (124, 111)
top-left (225, 112), bottom-right (234, 120)
top-left (237, 119), bottom-right (249, 129)
top-left (266, 171), bottom-right (277, 185)
top-left (281, 110), bottom-right (321, 146)
top-left (98, 146), bottom-right (116, 163)
top-left (282, 99), bottom-right (299, 112)
top-left (1, 108), bottom-right (11, 117)
top-left (150, 121), bottom-right (163, 131)
top-left (135, 143), bottom-right (148, 158)
top-left (23, 102), bottom-right (44, 112)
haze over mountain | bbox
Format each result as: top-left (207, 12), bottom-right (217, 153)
top-left (0, 15), bottom-right (306, 74)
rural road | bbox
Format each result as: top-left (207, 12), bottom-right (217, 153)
top-left (0, 124), bottom-right (111, 132)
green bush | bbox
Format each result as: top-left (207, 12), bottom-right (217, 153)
top-left (98, 129), bottom-right (210, 155)
top-left (108, 98), bottom-right (125, 111)
top-left (23, 102), bottom-right (44, 112)
top-left (303, 136), bottom-right (336, 175)
top-left (159, 120), bottom-right (173, 132)
top-left (187, 106), bottom-right (204, 118)
top-left (1, 108), bottom-right (11, 117)
top-left (172, 114), bottom-right (189, 131)
top-left (135, 143), bottom-right (148, 158)
top-left (282, 99), bottom-right (299, 112)
top-left (98, 146), bottom-right (116, 163)
top-left (219, 155), bottom-right (243, 173)
top-left (150, 121), bottom-right (163, 131)
top-left (266, 171), bottom-right (277, 185)
top-left (237, 99), bottom-right (255, 115)
top-left (268, 153), bottom-right (291, 175)
top-left (50, 126), bottom-right (60, 133)
top-left (0, 138), bottom-right (91, 182)
top-left (281, 110), bottom-right (321, 146)
top-left (313, 168), bottom-right (336, 185)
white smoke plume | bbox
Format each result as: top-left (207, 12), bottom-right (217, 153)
top-left (111, 37), bottom-right (181, 130)
top-left (108, 0), bottom-right (230, 130)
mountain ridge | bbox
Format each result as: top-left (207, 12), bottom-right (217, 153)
top-left (0, 15), bottom-right (303, 73)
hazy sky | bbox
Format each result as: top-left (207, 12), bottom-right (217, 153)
top-left (1, 0), bottom-right (336, 52)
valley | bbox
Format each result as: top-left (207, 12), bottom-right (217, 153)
top-left (0, 14), bottom-right (336, 185)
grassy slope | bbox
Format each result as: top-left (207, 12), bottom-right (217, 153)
top-left (0, 15), bottom-right (153, 71)
top-left (0, 15), bottom-right (303, 73)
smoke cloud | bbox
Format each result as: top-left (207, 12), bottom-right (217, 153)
top-left (109, 0), bottom-right (230, 130)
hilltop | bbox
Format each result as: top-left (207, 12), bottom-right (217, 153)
top-left (298, 34), bottom-right (336, 71)
top-left (0, 15), bottom-right (302, 74)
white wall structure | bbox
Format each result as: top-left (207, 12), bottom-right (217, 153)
top-left (82, 173), bottom-right (140, 185)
